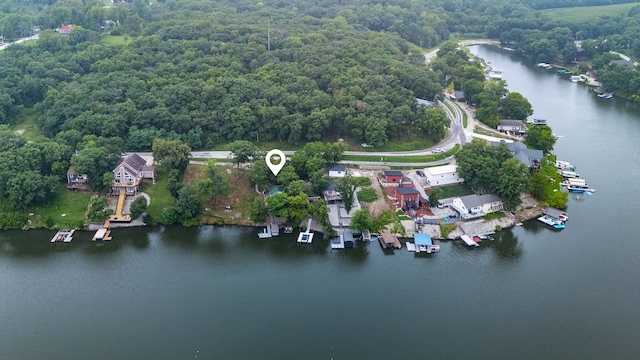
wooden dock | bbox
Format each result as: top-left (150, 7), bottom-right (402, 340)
top-left (379, 230), bottom-right (401, 249)
top-left (108, 189), bottom-right (132, 223)
top-left (92, 227), bottom-right (112, 241)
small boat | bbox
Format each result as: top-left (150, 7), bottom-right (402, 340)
top-left (488, 70), bottom-right (503, 80)
top-left (598, 92), bottom-right (613, 99)
top-left (555, 160), bottom-right (575, 171)
top-left (568, 184), bottom-right (596, 193)
top-left (570, 75), bottom-right (584, 83)
top-left (537, 215), bottom-right (566, 229)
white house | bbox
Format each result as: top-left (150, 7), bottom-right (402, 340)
top-left (424, 164), bottom-right (464, 187)
top-left (329, 165), bottom-right (346, 178)
top-left (450, 194), bottom-right (503, 220)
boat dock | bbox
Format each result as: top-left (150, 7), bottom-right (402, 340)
top-left (362, 229), bottom-right (371, 242)
top-left (92, 227), bottom-right (112, 241)
top-left (108, 189), bottom-right (132, 223)
top-left (330, 235), bottom-right (345, 249)
top-left (378, 230), bottom-right (401, 249)
top-left (258, 226), bottom-right (272, 238)
top-left (50, 229), bottom-right (75, 243)
top-left (297, 219), bottom-right (314, 244)
top-left (460, 234), bottom-right (479, 247)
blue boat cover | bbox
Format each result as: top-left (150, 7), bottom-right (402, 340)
top-left (415, 233), bottom-right (432, 246)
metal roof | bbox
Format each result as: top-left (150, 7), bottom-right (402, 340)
top-left (415, 233), bottom-right (432, 246)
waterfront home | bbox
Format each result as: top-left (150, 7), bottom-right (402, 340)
top-left (112, 153), bottom-right (155, 195)
top-left (58, 25), bottom-right (73, 35)
top-left (450, 194), bottom-right (503, 220)
top-left (424, 164), bottom-right (464, 187)
top-left (497, 120), bottom-right (526, 135)
top-left (323, 181), bottom-right (342, 204)
top-left (66, 167), bottom-right (89, 190)
top-left (328, 165), bottom-right (346, 178)
top-left (491, 141), bottom-right (543, 171)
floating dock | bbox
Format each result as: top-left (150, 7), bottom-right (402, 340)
top-left (460, 234), bottom-right (479, 247)
top-left (362, 229), bottom-right (371, 242)
top-left (378, 231), bottom-right (401, 249)
top-left (330, 235), bottom-right (345, 249)
top-left (92, 227), bottom-right (112, 241)
top-left (50, 229), bottom-right (75, 243)
top-left (258, 226), bottom-right (272, 238)
top-left (297, 219), bottom-right (314, 244)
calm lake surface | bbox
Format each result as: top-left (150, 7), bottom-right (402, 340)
top-left (2, 45), bottom-right (640, 359)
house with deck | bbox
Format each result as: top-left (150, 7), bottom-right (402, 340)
top-left (492, 141), bottom-right (543, 172)
top-left (66, 167), bottom-right (89, 190)
top-left (497, 120), bottom-right (526, 135)
top-left (112, 153), bottom-right (155, 195)
top-left (450, 194), bottom-right (503, 220)
top-left (424, 164), bottom-right (464, 187)
top-left (58, 25), bottom-right (73, 35)
top-left (323, 181), bottom-right (342, 204)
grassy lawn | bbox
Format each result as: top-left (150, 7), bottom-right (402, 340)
top-left (140, 170), bottom-right (174, 221)
top-left (431, 184), bottom-right (475, 198)
top-left (28, 184), bottom-right (92, 229)
top-left (343, 145), bottom-right (459, 163)
top-left (353, 177), bottom-right (372, 187)
top-left (357, 188), bottom-right (377, 202)
top-left (101, 35), bottom-right (135, 45)
top-left (483, 212), bottom-right (506, 220)
top-left (9, 107), bottom-right (41, 141)
top-left (538, 2), bottom-right (640, 23)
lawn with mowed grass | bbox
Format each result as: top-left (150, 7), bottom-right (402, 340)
top-left (140, 170), bottom-right (174, 221)
top-left (343, 145), bottom-right (459, 163)
top-left (539, 2), bottom-right (640, 23)
top-left (29, 184), bottom-right (92, 229)
top-left (430, 184), bottom-right (475, 198)
top-left (101, 35), bottom-right (135, 45)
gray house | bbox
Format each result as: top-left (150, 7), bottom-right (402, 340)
top-left (492, 141), bottom-right (543, 171)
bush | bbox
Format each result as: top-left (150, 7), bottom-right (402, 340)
top-left (357, 188), bottom-right (377, 202)
top-left (440, 224), bottom-right (456, 238)
top-left (143, 214), bottom-right (154, 225)
top-left (130, 196), bottom-right (148, 220)
top-left (87, 196), bottom-right (112, 222)
top-left (353, 177), bottom-right (372, 187)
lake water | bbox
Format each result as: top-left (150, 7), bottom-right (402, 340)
top-left (1, 46), bottom-right (640, 359)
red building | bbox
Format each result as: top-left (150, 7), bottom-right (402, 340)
top-left (394, 187), bottom-right (421, 209)
top-left (383, 170), bottom-right (403, 185)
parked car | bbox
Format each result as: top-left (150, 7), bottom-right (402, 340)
top-left (416, 170), bottom-right (425, 177)
top-left (431, 147), bottom-right (444, 154)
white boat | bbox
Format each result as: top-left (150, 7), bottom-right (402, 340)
top-left (537, 215), bottom-right (565, 229)
top-left (560, 170), bottom-right (580, 178)
top-left (598, 92), bottom-right (613, 99)
top-left (488, 70), bottom-right (503, 80)
top-left (555, 160), bottom-right (575, 171)
top-left (570, 75), bottom-right (584, 83)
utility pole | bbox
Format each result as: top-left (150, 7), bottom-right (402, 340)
top-left (267, 17), bottom-right (271, 52)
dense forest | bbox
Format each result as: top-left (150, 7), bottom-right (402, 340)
top-left (0, 0), bottom-right (638, 213)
